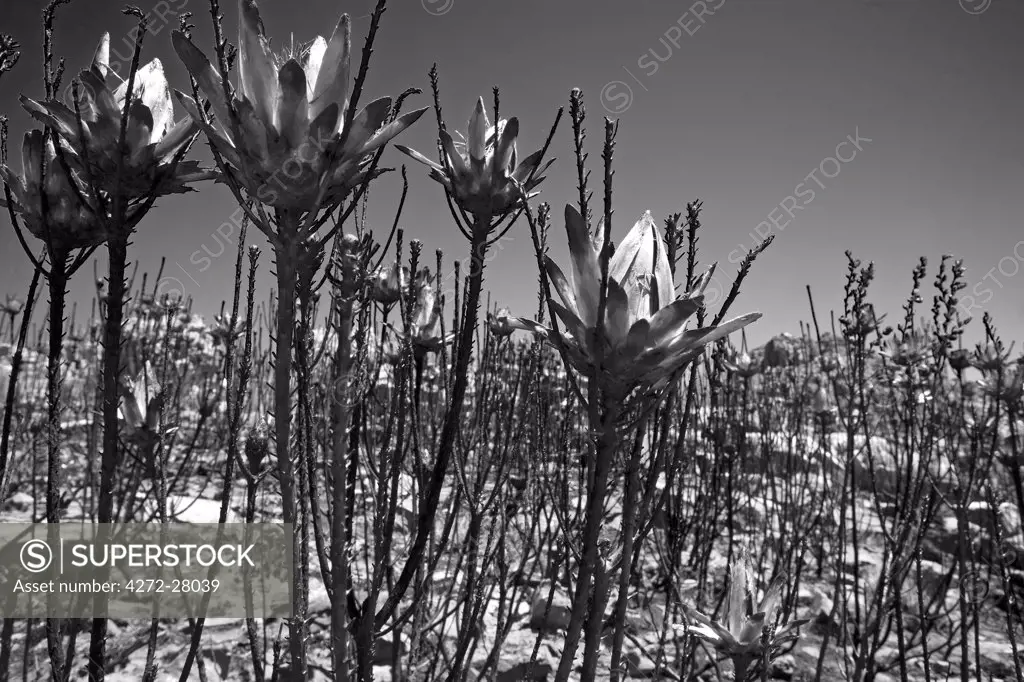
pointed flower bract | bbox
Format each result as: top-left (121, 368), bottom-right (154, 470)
top-left (511, 204), bottom-right (761, 395)
top-left (172, 0), bottom-right (426, 212)
top-left (0, 130), bottom-right (106, 250)
top-left (395, 96), bottom-right (553, 219)
top-left (20, 33), bottom-right (213, 201)
top-left (675, 551), bottom-right (808, 673)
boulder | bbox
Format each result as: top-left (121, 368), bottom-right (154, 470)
top-left (529, 582), bottom-right (573, 632)
top-left (495, 628), bottom-right (555, 682)
top-left (3, 491), bottom-right (33, 513)
top-left (758, 333), bottom-right (804, 369)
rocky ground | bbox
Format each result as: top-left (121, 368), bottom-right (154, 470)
top-left (1, 471), bottom-right (1021, 681)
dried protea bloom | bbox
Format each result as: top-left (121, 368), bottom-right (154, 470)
top-left (808, 376), bottom-right (838, 427)
top-left (676, 552), bottom-right (808, 679)
top-left (723, 346), bottom-right (759, 378)
top-left (972, 342), bottom-right (1010, 372)
top-left (396, 96), bottom-right (553, 219)
top-left (813, 351), bottom-right (842, 374)
top-left (842, 303), bottom-right (885, 341)
top-left (488, 307), bottom-right (516, 337)
top-left (370, 261), bottom-right (407, 306)
top-left (1, 296), bottom-right (24, 316)
top-left (512, 205), bottom-right (760, 396)
top-left (381, 332), bottom-right (403, 366)
top-left (0, 130), bottom-right (106, 250)
top-left (208, 315), bottom-right (245, 347)
top-left (949, 348), bottom-right (972, 372)
top-left (118, 361), bottom-right (165, 452)
top-left (809, 378), bottom-right (830, 412)
top-left (20, 34), bottom-right (213, 200)
top-left (172, 0), bottom-right (425, 212)
top-left (329, 233), bottom-right (366, 299)
top-left (409, 277), bottom-right (450, 356)
top-left (978, 357), bottom-right (1024, 403)
top-left (245, 417), bottom-right (271, 471)
top-left (880, 332), bottom-right (931, 368)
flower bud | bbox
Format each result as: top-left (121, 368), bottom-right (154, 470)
top-left (488, 307), bottom-right (516, 337)
top-left (949, 349), bottom-right (971, 372)
top-left (1, 296), bottom-right (24, 316)
top-left (370, 262), bottom-right (407, 305)
top-left (972, 344), bottom-right (1007, 372)
top-left (245, 417), bottom-right (271, 472)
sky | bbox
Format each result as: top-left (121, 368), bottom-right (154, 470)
top-left (1, 0), bottom-right (1023, 350)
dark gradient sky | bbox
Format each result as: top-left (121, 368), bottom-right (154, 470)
top-left (2, 0), bottom-right (1023, 348)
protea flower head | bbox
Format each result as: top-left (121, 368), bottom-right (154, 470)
top-left (972, 342), bottom-right (1011, 372)
top-left (488, 307), bottom-right (516, 337)
top-left (817, 350), bottom-right (844, 374)
top-left (512, 205), bottom-right (761, 396)
top-left (370, 261), bottom-right (407, 306)
top-left (0, 130), bottom-right (106, 251)
top-left (208, 314), bottom-right (245, 347)
top-left (723, 345), bottom-right (759, 378)
top-left (381, 332), bottom-right (403, 366)
top-left (807, 376), bottom-right (838, 426)
top-left (395, 96), bottom-right (553, 219)
top-left (118, 361), bottom-right (168, 452)
top-left (245, 417), bottom-right (271, 471)
top-left (843, 302), bottom-right (884, 339)
top-left (408, 272), bottom-right (451, 356)
top-left (880, 331), bottom-right (931, 368)
top-left (1, 296), bottom-right (24, 316)
top-left (949, 348), bottom-right (972, 372)
top-left (676, 552), bottom-right (807, 678)
top-left (172, 0), bottom-right (426, 212)
top-left (978, 356), bottom-right (1024, 403)
top-left (19, 33), bottom-right (212, 200)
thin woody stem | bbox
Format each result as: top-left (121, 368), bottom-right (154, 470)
top-left (555, 399), bottom-right (621, 682)
top-left (273, 213), bottom-right (306, 678)
top-left (375, 215), bottom-right (491, 628)
top-left (45, 247), bottom-right (69, 681)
